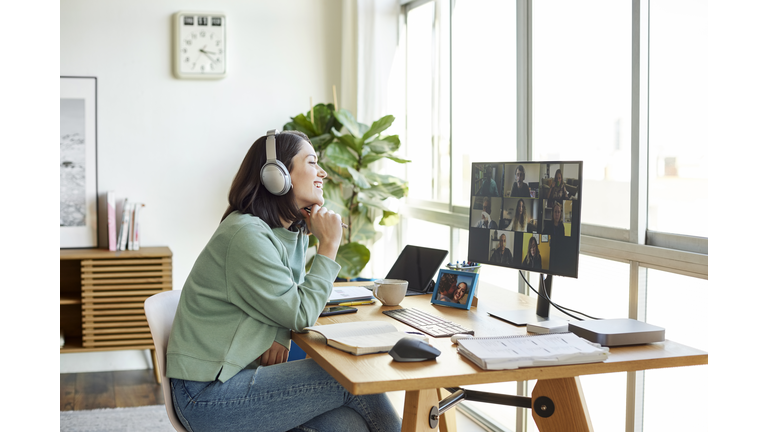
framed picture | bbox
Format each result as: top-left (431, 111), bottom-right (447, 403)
top-left (431, 269), bottom-right (479, 310)
top-left (60, 76), bottom-right (98, 248)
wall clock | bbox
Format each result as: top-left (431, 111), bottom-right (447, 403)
top-left (173, 11), bottom-right (227, 79)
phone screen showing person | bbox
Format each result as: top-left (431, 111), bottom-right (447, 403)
top-left (319, 306), bottom-right (358, 317)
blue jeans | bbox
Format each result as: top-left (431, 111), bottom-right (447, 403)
top-left (170, 358), bottom-right (402, 432)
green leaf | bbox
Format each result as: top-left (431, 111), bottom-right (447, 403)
top-left (310, 133), bottom-right (335, 152)
top-left (364, 182), bottom-right (409, 200)
top-left (307, 234), bottom-right (318, 248)
top-left (334, 109), bottom-right (363, 138)
top-left (324, 142), bottom-right (358, 168)
top-left (386, 155), bottom-right (411, 164)
top-left (360, 153), bottom-right (386, 167)
top-left (291, 114), bottom-right (317, 136)
top-left (356, 194), bottom-right (391, 212)
top-left (379, 135), bottom-right (401, 151)
top-left (367, 138), bottom-right (398, 154)
top-left (362, 115), bottom-right (395, 141)
top-left (349, 211), bottom-right (377, 243)
top-left (347, 167), bottom-right (371, 189)
top-left (320, 183), bottom-right (349, 217)
top-left (332, 131), bottom-right (363, 155)
top-left (336, 242), bottom-right (370, 280)
top-left (311, 104), bottom-right (335, 135)
top-left (379, 211), bottom-right (400, 226)
top-left (360, 169), bottom-right (406, 187)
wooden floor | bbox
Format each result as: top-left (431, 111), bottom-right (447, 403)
top-left (60, 369), bottom-right (163, 411)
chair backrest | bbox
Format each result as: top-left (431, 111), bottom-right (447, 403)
top-left (144, 290), bottom-right (187, 432)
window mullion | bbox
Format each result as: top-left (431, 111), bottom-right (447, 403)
top-left (630, 0), bottom-right (650, 245)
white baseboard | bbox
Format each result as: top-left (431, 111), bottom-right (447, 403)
top-left (60, 350), bottom-right (153, 373)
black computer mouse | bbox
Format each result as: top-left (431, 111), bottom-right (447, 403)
top-left (388, 337), bottom-right (441, 362)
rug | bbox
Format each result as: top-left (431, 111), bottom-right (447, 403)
top-left (60, 405), bottom-right (177, 432)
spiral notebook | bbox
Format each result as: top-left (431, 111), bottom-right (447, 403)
top-left (457, 332), bottom-right (610, 370)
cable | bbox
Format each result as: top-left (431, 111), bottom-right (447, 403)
top-left (519, 271), bottom-right (602, 321)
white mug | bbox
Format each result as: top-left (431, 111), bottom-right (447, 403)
top-left (372, 279), bottom-right (408, 306)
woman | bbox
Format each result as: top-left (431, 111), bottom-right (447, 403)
top-left (510, 165), bottom-right (531, 197)
top-left (452, 282), bottom-right (469, 304)
top-left (547, 169), bottom-right (570, 200)
top-left (166, 130), bottom-right (401, 432)
top-left (522, 236), bottom-right (542, 270)
top-left (506, 199), bottom-right (528, 232)
top-left (543, 201), bottom-right (565, 237)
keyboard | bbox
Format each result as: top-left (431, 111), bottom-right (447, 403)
top-left (382, 308), bottom-right (474, 338)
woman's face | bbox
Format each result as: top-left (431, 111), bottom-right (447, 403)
top-left (515, 168), bottom-right (524, 184)
top-left (555, 171), bottom-right (562, 185)
top-left (553, 204), bottom-right (561, 223)
top-left (517, 200), bottom-right (524, 215)
top-left (530, 240), bottom-right (539, 256)
top-left (290, 140), bottom-right (327, 209)
top-left (454, 283), bottom-right (467, 301)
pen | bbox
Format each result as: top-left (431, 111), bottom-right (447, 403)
top-left (337, 300), bottom-right (376, 306)
top-left (304, 207), bottom-right (349, 229)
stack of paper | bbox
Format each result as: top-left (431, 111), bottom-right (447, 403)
top-left (457, 332), bottom-right (609, 370)
top-left (327, 285), bottom-right (374, 304)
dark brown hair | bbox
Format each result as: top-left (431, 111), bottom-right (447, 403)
top-left (222, 130), bottom-right (311, 231)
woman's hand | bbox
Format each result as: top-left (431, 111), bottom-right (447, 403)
top-left (258, 341), bottom-right (289, 366)
top-left (305, 205), bottom-right (342, 260)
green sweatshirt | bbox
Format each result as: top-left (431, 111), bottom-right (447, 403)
top-left (166, 211), bottom-right (341, 383)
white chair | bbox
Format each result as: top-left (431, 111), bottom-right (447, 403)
top-left (144, 290), bottom-right (187, 432)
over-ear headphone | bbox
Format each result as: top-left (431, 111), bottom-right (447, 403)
top-left (260, 129), bottom-right (292, 196)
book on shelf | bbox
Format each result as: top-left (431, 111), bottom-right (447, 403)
top-left (304, 321), bottom-right (427, 355)
top-left (457, 332), bottom-right (610, 370)
top-left (117, 199), bottom-right (130, 251)
top-left (130, 203), bottom-right (144, 250)
top-left (107, 191), bottom-right (116, 251)
top-left (327, 285), bottom-right (374, 305)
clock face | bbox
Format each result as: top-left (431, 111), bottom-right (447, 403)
top-left (173, 12), bottom-right (226, 79)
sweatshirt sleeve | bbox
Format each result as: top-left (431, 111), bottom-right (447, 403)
top-left (224, 224), bottom-right (340, 332)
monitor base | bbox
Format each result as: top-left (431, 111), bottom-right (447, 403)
top-left (488, 310), bottom-right (552, 327)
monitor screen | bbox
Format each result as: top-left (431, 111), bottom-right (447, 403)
top-left (467, 161), bottom-right (583, 278)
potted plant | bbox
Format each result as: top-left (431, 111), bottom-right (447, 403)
top-left (284, 104), bottom-right (409, 279)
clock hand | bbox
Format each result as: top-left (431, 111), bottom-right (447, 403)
top-left (201, 50), bottom-right (218, 63)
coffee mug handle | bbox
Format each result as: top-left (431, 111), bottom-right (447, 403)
top-left (372, 284), bottom-right (382, 302)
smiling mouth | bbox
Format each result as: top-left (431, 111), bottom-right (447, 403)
top-left (314, 181), bottom-right (323, 189)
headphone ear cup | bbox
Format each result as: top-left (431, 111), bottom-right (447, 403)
top-left (261, 160), bottom-right (292, 196)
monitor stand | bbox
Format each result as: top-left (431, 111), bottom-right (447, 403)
top-left (489, 273), bottom-right (555, 327)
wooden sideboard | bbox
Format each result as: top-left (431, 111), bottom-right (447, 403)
top-left (60, 247), bottom-right (172, 357)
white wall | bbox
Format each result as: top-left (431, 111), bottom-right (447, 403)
top-left (60, 0), bottom-right (343, 372)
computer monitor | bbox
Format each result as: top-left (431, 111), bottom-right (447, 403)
top-left (467, 161), bottom-right (583, 326)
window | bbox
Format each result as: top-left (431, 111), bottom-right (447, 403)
top-left (532, 0), bottom-right (632, 229)
top-left (395, 1), bottom-right (708, 431)
top-left (648, 0), bottom-right (708, 237)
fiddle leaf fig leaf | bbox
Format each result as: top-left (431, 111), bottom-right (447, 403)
top-left (336, 242), bottom-right (370, 280)
top-left (362, 115), bottom-right (395, 141)
top-left (324, 142), bottom-right (358, 168)
top-left (379, 211), bottom-right (400, 226)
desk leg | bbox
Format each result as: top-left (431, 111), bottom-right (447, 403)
top-left (402, 389), bottom-right (439, 432)
top-left (531, 377), bottom-right (594, 432)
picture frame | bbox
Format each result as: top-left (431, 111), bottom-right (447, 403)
top-left (431, 269), bottom-right (479, 310)
top-left (60, 76), bottom-right (98, 248)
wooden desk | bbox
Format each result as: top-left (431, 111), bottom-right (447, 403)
top-left (292, 283), bottom-right (708, 432)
